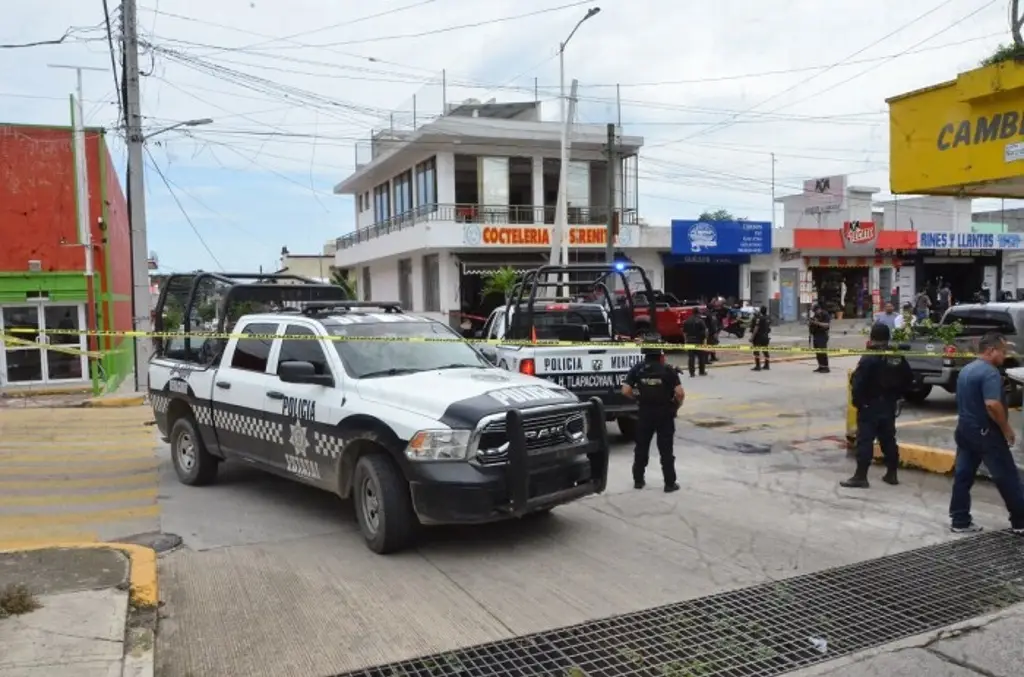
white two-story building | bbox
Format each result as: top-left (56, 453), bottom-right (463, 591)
top-left (332, 100), bottom-right (671, 327)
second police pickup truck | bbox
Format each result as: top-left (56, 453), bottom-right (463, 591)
top-left (476, 264), bottom-right (656, 440)
top-left (148, 272), bottom-right (611, 554)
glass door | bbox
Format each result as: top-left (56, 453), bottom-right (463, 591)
top-left (0, 303), bottom-right (88, 386)
top-left (1, 305), bottom-right (45, 385)
top-left (42, 304), bottom-right (87, 382)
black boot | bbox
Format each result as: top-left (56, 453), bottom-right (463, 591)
top-left (882, 468), bottom-right (899, 485)
top-left (752, 361), bottom-right (761, 371)
top-left (634, 478), bottom-right (645, 490)
top-left (763, 361), bottom-right (770, 371)
top-left (840, 463), bottom-right (870, 488)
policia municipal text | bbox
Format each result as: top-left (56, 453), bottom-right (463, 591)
top-left (622, 342), bottom-right (684, 493)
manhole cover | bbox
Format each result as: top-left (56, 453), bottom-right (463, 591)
top-left (115, 532), bottom-right (183, 554)
top-left (335, 532), bottom-right (1024, 677)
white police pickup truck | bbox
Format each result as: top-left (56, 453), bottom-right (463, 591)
top-left (149, 292), bottom-right (610, 554)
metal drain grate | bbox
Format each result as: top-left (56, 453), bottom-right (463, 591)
top-left (336, 532), bottom-right (1024, 677)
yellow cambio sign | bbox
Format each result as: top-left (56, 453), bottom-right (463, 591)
top-left (888, 61), bottom-right (1024, 197)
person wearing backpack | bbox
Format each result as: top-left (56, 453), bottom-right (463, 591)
top-left (750, 305), bottom-right (771, 371)
top-left (841, 322), bottom-right (915, 488)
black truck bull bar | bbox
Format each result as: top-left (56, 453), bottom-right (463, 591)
top-left (502, 397), bottom-right (610, 516)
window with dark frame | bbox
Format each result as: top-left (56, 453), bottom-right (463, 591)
top-left (398, 258), bottom-right (413, 310)
top-left (394, 169), bottom-right (413, 216)
top-left (230, 323), bottom-right (277, 373)
top-left (422, 254), bottom-right (440, 312)
top-left (373, 181), bottom-right (391, 222)
top-left (415, 156), bottom-right (437, 213)
top-left (362, 266), bottom-right (372, 301)
top-left (278, 325), bottom-right (331, 376)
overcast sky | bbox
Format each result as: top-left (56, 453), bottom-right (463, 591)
top-left (1, 0), bottom-right (1016, 271)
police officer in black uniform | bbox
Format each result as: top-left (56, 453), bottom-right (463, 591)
top-left (750, 305), bottom-right (771, 371)
top-left (809, 303), bottom-right (831, 373)
top-left (682, 311), bottom-right (708, 377)
top-left (841, 322), bottom-right (914, 488)
top-left (623, 340), bottom-right (684, 493)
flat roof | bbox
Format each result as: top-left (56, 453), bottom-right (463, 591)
top-left (335, 116), bottom-right (644, 194)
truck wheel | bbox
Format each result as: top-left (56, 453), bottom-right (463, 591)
top-left (169, 416), bottom-right (219, 486)
top-left (353, 453), bottom-right (417, 554)
top-left (617, 416), bottom-right (637, 442)
top-left (904, 385), bottom-right (932, 404)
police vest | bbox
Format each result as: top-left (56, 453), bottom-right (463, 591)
top-left (636, 363), bottom-right (673, 406)
top-left (879, 356), bottom-right (909, 393)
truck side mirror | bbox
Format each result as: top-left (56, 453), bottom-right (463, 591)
top-left (278, 360), bottom-right (334, 387)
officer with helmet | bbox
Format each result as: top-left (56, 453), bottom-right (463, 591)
top-left (841, 322), bottom-right (914, 488)
top-left (622, 335), bottom-right (684, 493)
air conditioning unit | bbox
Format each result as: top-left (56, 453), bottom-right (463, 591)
top-left (27, 260), bottom-right (42, 272)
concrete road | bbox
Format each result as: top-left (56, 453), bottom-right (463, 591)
top-left (0, 406), bottom-right (160, 549)
top-left (153, 357), bottom-right (1020, 677)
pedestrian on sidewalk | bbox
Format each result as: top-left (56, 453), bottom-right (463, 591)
top-left (948, 332), bottom-right (1024, 534)
top-left (841, 323), bottom-right (914, 488)
top-left (750, 305), bottom-right (771, 371)
top-left (682, 311), bottom-right (708, 377)
top-left (809, 303), bottom-right (831, 373)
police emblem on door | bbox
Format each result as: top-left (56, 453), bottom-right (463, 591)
top-left (591, 359), bottom-right (603, 371)
top-left (289, 422), bottom-right (310, 457)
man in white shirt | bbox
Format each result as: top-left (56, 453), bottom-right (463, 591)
top-left (874, 303), bottom-right (898, 330)
top-left (894, 303), bottom-right (915, 330)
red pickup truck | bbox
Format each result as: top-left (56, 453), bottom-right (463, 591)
top-left (614, 290), bottom-right (701, 343)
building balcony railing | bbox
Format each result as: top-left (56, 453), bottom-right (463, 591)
top-left (336, 203), bottom-right (639, 249)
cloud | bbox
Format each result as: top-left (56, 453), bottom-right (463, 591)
top-left (2, 0), bottom-right (1020, 270)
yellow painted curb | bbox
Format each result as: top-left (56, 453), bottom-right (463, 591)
top-left (873, 442), bottom-right (956, 475)
top-left (83, 395), bottom-right (146, 408)
top-left (0, 541), bottom-right (158, 609)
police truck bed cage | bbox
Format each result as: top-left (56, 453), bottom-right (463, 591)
top-left (300, 301), bottom-right (404, 316)
top-left (507, 263), bottom-right (658, 340)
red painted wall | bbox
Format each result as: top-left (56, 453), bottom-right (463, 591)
top-left (0, 124), bottom-right (130, 331)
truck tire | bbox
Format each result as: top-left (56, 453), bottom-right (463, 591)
top-left (169, 416), bottom-right (219, 486)
top-left (904, 385), bottom-right (932, 404)
top-left (352, 453), bottom-right (417, 554)
top-left (617, 415), bottom-right (637, 442)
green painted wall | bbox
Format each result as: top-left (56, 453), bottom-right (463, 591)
top-left (0, 272), bottom-right (89, 304)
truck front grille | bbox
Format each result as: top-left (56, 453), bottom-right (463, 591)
top-left (475, 410), bottom-right (587, 465)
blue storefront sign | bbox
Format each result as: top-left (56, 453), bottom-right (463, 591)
top-left (917, 231), bottom-right (1024, 250)
top-left (671, 220), bottom-right (772, 255)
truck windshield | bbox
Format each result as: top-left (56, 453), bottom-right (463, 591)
top-left (326, 321), bottom-right (489, 378)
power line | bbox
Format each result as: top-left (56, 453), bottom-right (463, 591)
top-left (144, 146), bottom-right (224, 270)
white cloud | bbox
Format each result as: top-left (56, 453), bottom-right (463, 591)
top-left (1, 0), bottom-right (1019, 256)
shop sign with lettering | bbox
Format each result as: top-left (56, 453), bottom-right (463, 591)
top-left (462, 224), bottom-right (636, 248)
top-left (917, 231), bottom-right (1024, 250)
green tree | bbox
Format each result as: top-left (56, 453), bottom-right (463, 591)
top-left (981, 43), bottom-right (1024, 66)
top-left (330, 269), bottom-right (357, 298)
top-left (196, 300), bottom-right (218, 323)
top-left (698, 209), bottom-right (734, 222)
top-left (481, 266), bottom-right (520, 301)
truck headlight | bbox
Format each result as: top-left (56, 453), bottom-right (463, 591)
top-left (405, 429), bottom-right (472, 461)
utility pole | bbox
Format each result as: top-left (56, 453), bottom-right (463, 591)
top-left (770, 152), bottom-right (777, 227)
top-left (605, 123), bottom-right (617, 264)
top-left (122, 0), bottom-right (152, 392)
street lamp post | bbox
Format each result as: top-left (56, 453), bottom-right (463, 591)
top-left (128, 116), bottom-right (213, 393)
top-left (144, 118), bottom-right (213, 141)
top-left (556, 7), bottom-right (601, 270)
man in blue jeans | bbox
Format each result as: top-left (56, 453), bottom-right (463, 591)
top-left (949, 332), bottom-right (1024, 534)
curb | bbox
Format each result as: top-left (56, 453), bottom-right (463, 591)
top-left (83, 395), bottom-right (147, 408)
top-left (0, 541), bottom-right (158, 608)
top-left (1, 385), bottom-right (93, 399)
top-left (875, 442), bottom-right (956, 474)
top-left (0, 542), bottom-right (157, 677)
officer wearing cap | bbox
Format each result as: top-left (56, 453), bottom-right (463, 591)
top-left (841, 322), bottom-right (914, 489)
top-left (622, 336), bottom-right (684, 493)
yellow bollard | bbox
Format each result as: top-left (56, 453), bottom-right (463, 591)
top-left (846, 369), bottom-right (857, 449)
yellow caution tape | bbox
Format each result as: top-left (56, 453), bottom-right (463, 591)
top-left (0, 327), bottom-right (978, 359)
top-left (0, 333), bottom-right (104, 359)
